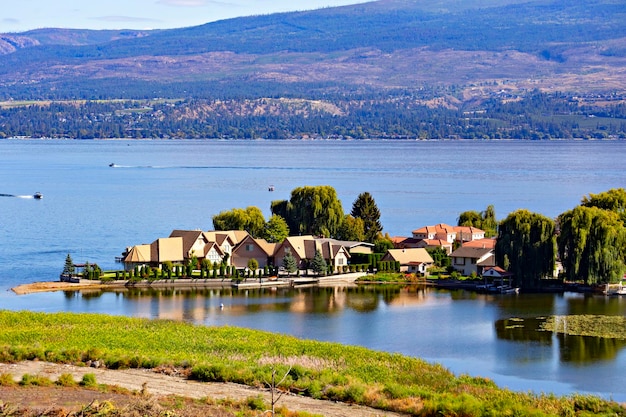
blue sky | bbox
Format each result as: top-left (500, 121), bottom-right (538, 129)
top-left (2, 0), bottom-right (371, 33)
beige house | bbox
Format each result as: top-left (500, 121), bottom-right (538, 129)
top-left (412, 224), bottom-right (486, 245)
top-left (274, 236), bottom-right (352, 273)
top-left (450, 246), bottom-right (495, 276)
top-left (412, 223), bottom-right (457, 243)
top-left (231, 234), bottom-right (277, 270)
top-left (123, 237), bottom-right (184, 270)
top-left (381, 248), bottom-right (434, 274)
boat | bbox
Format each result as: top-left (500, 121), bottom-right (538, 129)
top-left (109, 163), bottom-right (115, 167)
top-left (268, 185), bottom-right (275, 192)
top-left (33, 192), bottom-right (43, 199)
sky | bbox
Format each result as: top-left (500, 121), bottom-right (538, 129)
top-left (1, 0), bottom-right (372, 33)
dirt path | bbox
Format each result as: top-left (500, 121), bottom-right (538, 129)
top-left (0, 361), bottom-right (405, 417)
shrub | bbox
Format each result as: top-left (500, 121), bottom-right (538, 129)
top-left (246, 395), bottom-right (267, 411)
top-left (56, 373), bottom-right (77, 387)
top-left (190, 364), bottom-right (227, 382)
top-left (0, 373), bottom-right (16, 386)
top-left (20, 374), bottom-right (53, 386)
top-left (80, 373), bottom-right (98, 387)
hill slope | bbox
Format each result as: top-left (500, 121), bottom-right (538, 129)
top-left (0, 0), bottom-right (624, 101)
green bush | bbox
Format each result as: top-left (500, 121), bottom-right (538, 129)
top-left (56, 373), bottom-right (77, 387)
top-left (0, 373), bottom-right (16, 386)
top-left (246, 395), bottom-right (267, 411)
top-left (80, 373), bottom-right (98, 387)
top-left (20, 373), bottom-right (53, 386)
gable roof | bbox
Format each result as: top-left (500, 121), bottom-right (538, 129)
top-left (383, 248), bottom-right (434, 265)
top-left (150, 237), bottom-right (184, 263)
top-left (462, 238), bottom-right (496, 249)
top-left (205, 230), bottom-right (250, 246)
top-left (123, 244), bottom-right (151, 263)
top-left (454, 226), bottom-right (485, 235)
top-left (450, 246), bottom-right (493, 259)
top-left (412, 223), bottom-right (456, 235)
top-left (169, 229), bottom-right (206, 255)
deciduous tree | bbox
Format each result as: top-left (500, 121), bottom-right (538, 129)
top-left (212, 206), bottom-right (266, 237)
top-left (496, 209), bottom-right (556, 290)
top-left (336, 215), bottom-right (365, 242)
top-left (272, 185), bottom-right (344, 238)
top-left (558, 205), bottom-right (626, 284)
top-left (262, 214), bottom-right (289, 243)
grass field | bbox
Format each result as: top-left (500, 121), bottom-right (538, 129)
top-left (0, 311), bottom-right (624, 416)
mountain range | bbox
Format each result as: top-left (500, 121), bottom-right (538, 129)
top-left (0, 0), bottom-right (624, 102)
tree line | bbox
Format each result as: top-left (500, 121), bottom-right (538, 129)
top-left (214, 186), bottom-right (626, 290)
top-left (1, 92), bottom-right (624, 140)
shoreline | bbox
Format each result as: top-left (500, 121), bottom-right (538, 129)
top-left (11, 273), bottom-right (364, 295)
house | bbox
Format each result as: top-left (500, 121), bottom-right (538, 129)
top-left (412, 223), bottom-right (457, 243)
top-left (123, 237), bottom-right (184, 270)
top-left (381, 248), bottom-right (434, 274)
top-left (412, 224), bottom-right (486, 245)
top-left (274, 236), bottom-right (353, 273)
top-left (449, 246), bottom-right (495, 276)
top-left (482, 266), bottom-right (515, 287)
top-left (169, 229), bottom-right (211, 259)
top-left (393, 236), bottom-right (453, 254)
top-left (314, 239), bottom-right (351, 272)
top-left (231, 234), bottom-right (277, 270)
top-left (453, 226), bottom-right (485, 242)
top-left (203, 231), bottom-right (240, 265)
top-left (274, 235), bottom-right (316, 271)
top-left (122, 244), bottom-right (151, 270)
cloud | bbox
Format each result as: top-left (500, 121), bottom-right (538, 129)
top-left (2, 18), bottom-right (20, 25)
top-left (91, 16), bottom-right (162, 23)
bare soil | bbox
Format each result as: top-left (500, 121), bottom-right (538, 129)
top-left (0, 361), bottom-right (405, 417)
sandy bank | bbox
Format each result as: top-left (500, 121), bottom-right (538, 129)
top-left (11, 281), bottom-right (115, 295)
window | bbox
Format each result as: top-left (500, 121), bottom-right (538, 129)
top-left (246, 244), bottom-right (254, 252)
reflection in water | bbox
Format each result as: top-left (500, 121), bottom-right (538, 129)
top-left (495, 317), bottom-right (626, 363)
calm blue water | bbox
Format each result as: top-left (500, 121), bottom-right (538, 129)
top-left (1, 139), bottom-right (626, 400)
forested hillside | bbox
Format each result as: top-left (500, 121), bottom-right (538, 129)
top-left (0, 0), bottom-right (624, 139)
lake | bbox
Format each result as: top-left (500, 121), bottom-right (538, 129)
top-left (1, 138), bottom-right (626, 400)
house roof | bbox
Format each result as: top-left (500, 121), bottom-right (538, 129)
top-left (150, 237), bottom-right (184, 263)
top-left (234, 235), bottom-right (277, 257)
top-left (412, 223), bottom-right (456, 235)
top-left (450, 246), bottom-right (493, 259)
top-left (483, 266), bottom-right (513, 276)
top-left (205, 230), bottom-right (249, 246)
top-left (382, 248), bottom-right (434, 265)
top-left (123, 244), bottom-right (151, 263)
top-left (282, 235), bottom-right (316, 259)
top-left (454, 226), bottom-right (485, 235)
top-left (462, 238), bottom-right (496, 249)
top-left (169, 229), bottom-right (205, 255)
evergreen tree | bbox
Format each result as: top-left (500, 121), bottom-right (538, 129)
top-left (351, 192), bottom-right (382, 243)
top-left (282, 252), bottom-right (298, 275)
top-left (311, 249), bottom-right (328, 276)
top-left (62, 253), bottom-right (75, 278)
top-left (496, 209), bottom-right (556, 290)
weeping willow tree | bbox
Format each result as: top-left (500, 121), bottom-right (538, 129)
top-left (558, 205), bottom-right (626, 284)
top-left (581, 188), bottom-right (626, 223)
top-left (495, 209), bottom-right (556, 290)
top-left (271, 185), bottom-right (344, 238)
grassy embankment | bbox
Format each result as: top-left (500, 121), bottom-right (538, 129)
top-left (0, 311), bottom-right (624, 416)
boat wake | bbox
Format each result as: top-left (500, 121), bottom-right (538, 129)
top-left (1, 193), bottom-right (39, 199)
